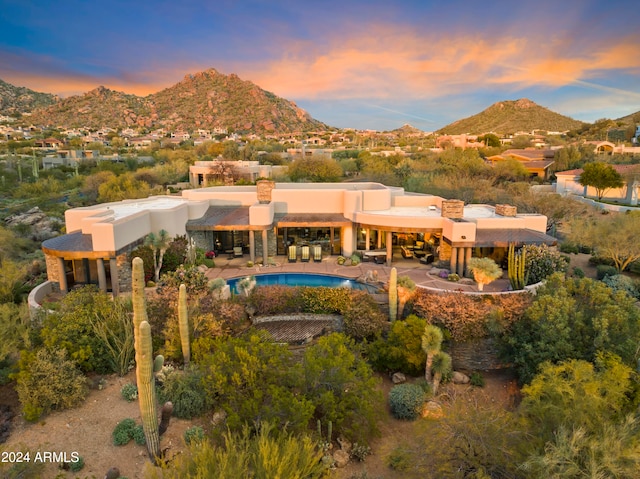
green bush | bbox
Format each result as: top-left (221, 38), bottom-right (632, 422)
top-left (572, 267), bottom-right (585, 278)
top-left (112, 418), bottom-right (137, 446)
top-left (158, 366), bottom-right (212, 419)
top-left (559, 242), bottom-right (580, 254)
top-left (15, 348), bottom-right (88, 422)
top-left (603, 274), bottom-right (640, 299)
top-left (387, 446), bottom-right (412, 471)
top-left (447, 273), bottom-right (460, 282)
top-left (341, 292), bottom-right (387, 340)
top-left (120, 383), bottom-right (138, 402)
top-left (351, 442), bottom-right (372, 462)
top-left (367, 315), bottom-right (427, 376)
top-left (40, 286), bottom-right (133, 374)
top-left (597, 264), bottom-right (619, 280)
top-left (132, 424), bottom-right (146, 445)
top-left (470, 371), bottom-right (485, 387)
top-left (67, 456), bottom-right (84, 472)
top-left (388, 384), bottom-right (426, 420)
top-left (350, 253), bottom-right (361, 265)
top-left (523, 244), bottom-right (569, 285)
top-left (184, 425), bottom-right (205, 445)
top-left (300, 287), bottom-right (352, 314)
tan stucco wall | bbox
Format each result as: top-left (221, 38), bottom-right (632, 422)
top-left (272, 189), bottom-right (345, 214)
top-left (249, 202), bottom-right (275, 226)
top-left (392, 195), bottom-right (441, 208)
top-left (442, 219), bottom-right (477, 243)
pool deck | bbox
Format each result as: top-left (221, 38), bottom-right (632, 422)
top-left (205, 255), bottom-right (511, 293)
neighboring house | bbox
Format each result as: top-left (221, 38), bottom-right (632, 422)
top-left (34, 137), bottom-right (64, 149)
top-left (42, 181), bottom-right (555, 295)
top-left (555, 164), bottom-right (640, 205)
top-left (486, 148), bottom-right (556, 179)
top-left (189, 160), bottom-right (286, 186)
top-left (435, 134), bottom-right (483, 149)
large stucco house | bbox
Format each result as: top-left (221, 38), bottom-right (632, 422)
top-left (555, 164), bottom-right (640, 205)
top-left (42, 181), bottom-right (556, 295)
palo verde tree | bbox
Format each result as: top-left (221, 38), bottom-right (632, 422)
top-left (578, 162), bottom-right (623, 201)
top-left (569, 211), bottom-right (640, 272)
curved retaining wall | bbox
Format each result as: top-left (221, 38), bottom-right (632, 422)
top-left (28, 280), bottom-right (55, 319)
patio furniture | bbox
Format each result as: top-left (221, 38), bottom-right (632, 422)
top-left (300, 245), bottom-right (310, 262)
top-left (312, 244), bottom-right (322, 262)
top-left (401, 246), bottom-right (413, 258)
top-left (233, 246), bottom-right (244, 257)
top-left (420, 254), bottom-right (434, 264)
top-left (288, 245), bottom-right (297, 262)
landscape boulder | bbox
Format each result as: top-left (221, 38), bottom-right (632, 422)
top-left (332, 449), bottom-right (350, 468)
top-left (391, 372), bottom-right (406, 384)
top-left (452, 371), bottom-right (470, 384)
top-left (421, 401), bottom-right (444, 419)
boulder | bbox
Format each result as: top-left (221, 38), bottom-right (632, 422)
top-left (332, 449), bottom-right (350, 468)
top-left (391, 372), bottom-right (406, 384)
top-left (452, 371), bottom-right (470, 384)
top-left (421, 401), bottom-right (444, 419)
top-left (337, 437), bottom-right (352, 453)
top-left (4, 206), bottom-right (60, 241)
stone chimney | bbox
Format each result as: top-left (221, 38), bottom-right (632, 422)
top-left (495, 204), bottom-right (517, 217)
top-left (256, 180), bottom-right (275, 204)
top-left (441, 199), bottom-right (464, 219)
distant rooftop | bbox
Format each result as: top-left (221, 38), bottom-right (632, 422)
top-left (99, 197), bottom-right (189, 220)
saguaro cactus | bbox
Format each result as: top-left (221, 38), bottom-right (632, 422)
top-left (132, 257), bottom-right (169, 464)
top-left (508, 243), bottom-right (527, 290)
top-left (178, 283), bottom-right (190, 366)
top-left (389, 267), bottom-right (398, 321)
top-left (135, 320), bottom-right (160, 462)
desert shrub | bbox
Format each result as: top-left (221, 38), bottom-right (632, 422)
top-left (208, 277), bottom-right (227, 291)
top-left (447, 273), bottom-right (460, 282)
top-left (341, 293), bottom-right (387, 340)
top-left (523, 244), bottom-right (569, 285)
top-left (67, 456), bottom-right (84, 472)
top-left (247, 285), bottom-right (303, 315)
top-left (163, 235), bottom-right (188, 272)
top-left (132, 424), bottom-right (146, 445)
top-left (602, 274), bottom-right (640, 299)
top-left (597, 264), bottom-right (619, 280)
top-left (350, 253), bottom-right (361, 265)
top-left (40, 286), bottom-right (132, 374)
top-left (300, 333), bottom-right (382, 444)
top-left (351, 443), bottom-right (372, 462)
top-left (300, 287), bottom-right (353, 314)
top-left (158, 366), bottom-right (212, 419)
top-left (367, 314), bottom-right (427, 375)
top-left (559, 242), bottom-right (580, 254)
top-left (386, 446), bottom-right (413, 471)
top-left (397, 275), bottom-right (416, 290)
top-left (389, 384), bottom-right (426, 420)
top-left (470, 372), bottom-right (485, 387)
top-left (15, 348), bottom-right (88, 422)
top-left (160, 265), bottom-right (209, 295)
top-left (198, 331), bottom-right (314, 434)
top-left (572, 266), bottom-right (585, 278)
top-left (112, 418), bottom-right (137, 446)
top-left (120, 383), bottom-right (138, 402)
top-left (184, 425), bottom-right (205, 445)
top-left (128, 245), bottom-right (155, 282)
top-left (412, 290), bottom-right (531, 342)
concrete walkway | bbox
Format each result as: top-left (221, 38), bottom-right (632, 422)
top-left (205, 255), bottom-right (512, 293)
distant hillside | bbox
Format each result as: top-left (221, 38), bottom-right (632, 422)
top-left (27, 69), bottom-right (327, 134)
top-left (0, 79), bottom-right (57, 116)
top-left (387, 124), bottom-right (426, 135)
top-left (615, 110), bottom-right (640, 126)
top-left (437, 98), bottom-right (584, 135)
top-left (149, 69), bottom-right (327, 133)
top-left (29, 86), bottom-right (152, 128)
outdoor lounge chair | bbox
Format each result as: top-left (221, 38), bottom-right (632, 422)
top-left (312, 244), bottom-right (322, 262)
top-left (233, 246), bottom-right (244, 257)
top-left (288, 245), bottom-right (297, 262)
top-left (401, 246), bottom-right (413, 258)
top-left (300, 245), bottom-right (310, 262)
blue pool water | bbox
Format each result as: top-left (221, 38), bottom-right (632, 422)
top-left (227, 273), bottom-right (378, 293)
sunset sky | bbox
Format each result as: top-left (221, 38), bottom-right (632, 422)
top-left (1, 0), bottom-right (638, 131)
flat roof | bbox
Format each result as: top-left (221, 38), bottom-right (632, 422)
top-left (186, 206), bottom-right (265, 231)
top-left (474, 228), bottom-right (557, 247)
top-left (363, 205), bottom-right (497, 219)
top-left (106, 197), bottom-right (189, 220)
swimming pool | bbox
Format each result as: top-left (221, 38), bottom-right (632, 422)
top-left (226, 273), bottom-right (379, 293)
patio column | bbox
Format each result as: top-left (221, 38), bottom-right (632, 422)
top-left (82, 258), bottom-right (91, 283)
top-left (249, 230), bottom-right (255, 262)
top-left (464, 247), bottom-right (472, 277)
top-left (110, 258), bottom-right (119, 296)
top-left (377, 231), bottom-right (382, 249)
top-left (450, 247), bottom-right (458, 274)
top-left (262, 230), bottom-right (268, 264)
top-left (57, 257), bottom-right (68, 293)
top-left (457, 247), bottom-right (465, 276)
top-left (386, 231), bottom-right (393, 266)
top-left (97, 258), bottom-right (107, 293)
top-left (365, 228), bottom-right (370, 251)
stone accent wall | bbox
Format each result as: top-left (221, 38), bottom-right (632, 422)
top-left (441, 199), bottom-right (464, 219)
top-left (449, 338), bottom-right (507, 371)
top-left (44, 253), bottom-right (61, 283)
top-left (190, 231), bottom-right (209, 251)
top-left (256, 180), bottom-right (275, 204)
top-left (255, 229), bottom-right (278, 260)
top-left (495, 204), bottom-right (517, 217)
top-left (439, 242), bottom-right (452, 261)
top-left (116, 252), bottom-right (132, 293)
